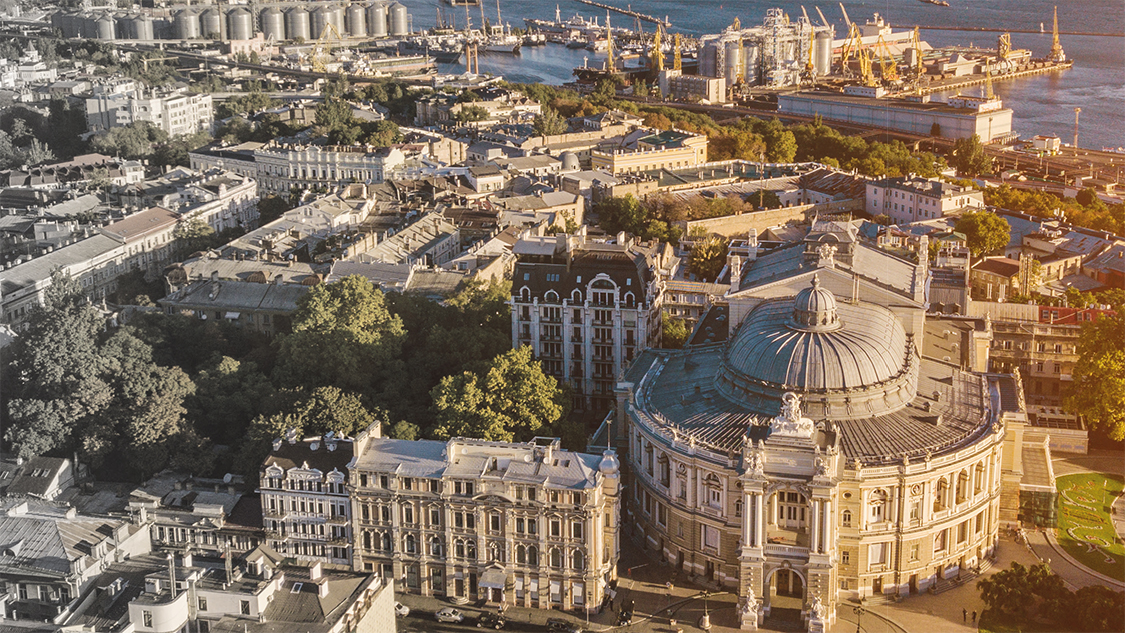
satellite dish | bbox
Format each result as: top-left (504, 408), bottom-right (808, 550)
top-left (223, 473), bottom-right (233, 483)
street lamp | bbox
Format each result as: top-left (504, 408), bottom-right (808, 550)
top-left (1073, 107), bottom-right (1081, 149)
top-left (699, 591), bottom-right (712, 630)
top-left (853, 605), bottom-right (867, 633)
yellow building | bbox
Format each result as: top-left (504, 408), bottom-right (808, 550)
top-left (591, 129), bottom-right (708, 175)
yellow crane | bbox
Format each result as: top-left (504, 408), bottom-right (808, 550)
top-left (998, 32), bottom-right (1011, 60)
top-left (651, 24), bottom-right (664, 72)
top-left (673, 32), bottom-right (682, 71)
top-left (839, 22), bottom-right (862, 76)
top-left (311, 22), bottom-right (343, 75)
top-left (912, 26), bottom-right (923, 76)
top-left (874, 34), bottom-right (898, 82)
top-left (1049, 5), bottom-right (1065, 62)
top-left (605, 12), bottom-right (614, 72)
top-left (858, 48), bottom-right (875, 87)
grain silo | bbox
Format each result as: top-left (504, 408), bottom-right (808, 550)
top-left (388, 2), bottom-right (407, 36)
top-left (228, 8), bottom-right (253, 41)
top-left (132, 14), bottom-right (155, 41)
top-left (95, 14), bottom-right (116, 40)
top-left (814, 31), bottom-right (832, 76)
top-left (260, 7), bottom-right (285, 42)
top-left (311, 5), bottom-right (331, 38)
top-left (173, 9), bottom-right (200, 40)
top-left (367, 2), bottom-right (388, 37)
top-left (200, 8), bottom-right (226, 39)
top-left (286, 7), bottom-right (311, 41)
top-left (346, 3), bottom-right (367, 37)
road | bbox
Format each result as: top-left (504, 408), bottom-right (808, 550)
top-left (397, 610), bottom-right (573, 633)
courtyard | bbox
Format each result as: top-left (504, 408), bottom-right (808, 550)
top-left (1054, 472), bottom-right (1125, 582)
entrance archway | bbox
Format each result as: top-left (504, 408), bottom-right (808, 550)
top-left (763, 566), bottom-right (806, 625)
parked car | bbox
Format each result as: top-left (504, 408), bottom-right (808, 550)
top-left (394, 602), bottom-right (410, 617)
top-left (545, 617), bottom-right (582, 632)
top-left (617, 599), bottom-right (634, 626)
top-left (436, 607), bottom-right (465, 623)
top-left (476, 612), bottom-right (506, 629)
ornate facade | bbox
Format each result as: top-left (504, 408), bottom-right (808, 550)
top-left (617, 219), bottom-right (1025, 631)
top-left (348, 424), bottom-right (621, 612)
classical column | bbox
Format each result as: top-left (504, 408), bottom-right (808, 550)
top-left (809, 499), bottom-right (819, 553)
top-left (822, 499), bottom-right (833, 553)
top-left (744, 492), bottom-right (754, 547)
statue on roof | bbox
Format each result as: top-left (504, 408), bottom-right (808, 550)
top-left (770, 392), bottom-right (815, 439)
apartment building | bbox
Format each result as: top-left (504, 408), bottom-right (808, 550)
top-left (260, 431), bottom-right (354, 566)
top-left (658, 69), bottom-right (727, 104)
top-left (349, 423), bottom-right (621, 612)
top-left (190, 142), bottom-right (407, 195)
top-left (122, 167), bottom-right (259, 234)
top-left (866, 176), bottom-right (984, 225)
top-left (85, 81), bottom-right (213, 137)
top-left (510, 228), bottom-right (667, 410)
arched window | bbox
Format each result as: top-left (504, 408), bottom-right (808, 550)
top-left (956, 470), bottom-right (969, 503)
top-left (405, 534), bottom-right (416, 554)
top-left (545, 290), bottom-right (559, 303)
top-left (623, 291), bottom-right (636, 308)
top-left (381, 532), bottom-right (392, 551)
top-left (430, 536), bottom-right (442, 556)
top-left (528, 545), bottom-right (539, 566)
top-left (516, 544), bottom-right (527, 564)
top-left (842, 509), bottom-right (852, 527)
top-left (934, 478), bottom-right (949, 512)
top-left (591, 279), bottom-right (615, 305)
top-left (466, 541), bottom-right (477, 560)
top-left (362, 531), bottom-right (371, 550)
top-left (974, 463), bottom-right (985, 494)
top-left (571, 289), bottom-right (583, 303)
top-left (549, 547), bottom-right (562, 568)
top-left (520, 286), bottom-right (531, 301)
top-left (703, 474), bottom-right (723, 509)
top-left (870, 489), bottom-right (888, 522)
top-left (455, 539), bottom-right (465, 558)
top-left (571, 549), bottom-right (586, 571)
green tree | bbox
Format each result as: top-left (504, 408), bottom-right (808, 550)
top-left (174, 218), bottom-right (219, 255)
top-left (532, 107), bottom-right (568, 136)
top-left (251, 386), bottom-right (377, 441)
top-left (1066, 313), bottom-right (1125, 441)
top-left (273, 275), bottom-right (406, 393)
top-left (1073, 585), bottom-right (1125, 632)
top-left (453, 105), bottom-right (490, 123)
top-left (431, 346), bottom-right (565, 443)
top-left (662, 313), bottom-right (689, 349)
top-left (257, 195), bottom-right (290, 225)
top-left (187, 356), bottom-right (275, 445)
top-left (152, 131), bottom-right (211, 168)
top-left (951, 134), bottom-right (992, 176)
top-left (688, 236), bottom-right (727, 281)
top-left (388, 420), bottom-right (420, 440)
top-left (765, 129), bottom-right (797, 163)
top-left (595, 195), bottom-right (648, 236)
top-left (89, 121), bottom-right (169, 161)
top-left (955, 209), bottom-right (1010, 258)
top-left (363, 119), bottom-right (401, 147)
top-left (977, 562), bottom-right (1034, 620)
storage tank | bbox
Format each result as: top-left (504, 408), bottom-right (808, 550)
top-left (286, 7), bottom-right (310, 41)
top-left (132, 15), bottom-right (155, 41)
top-left (744, 44), bottom-right (760, 85)
top-left (260, 7), bottom-right (285, 41)
top-left (310, 5), bottom-right (330, 38)
top-left (366, 2), bottom-right (388, 37)
top-left (200, 8), bottom-right (226, 39)
top-left (79, 15), bottom-right (97, 38)
top-left (346, 3), bottom-right (367, 37)
top-left (228, 8), bottom-right (253, 41)
top-left (388, 2), bottom-right (407, 36)
top-left (115, 14), bottom-right (133, 39)
top-left (95, 14), bottom-right (116, 40)
top-left (814, 31), bottom-right (832, 76)
top-left (173, 10), bottom-right (200, 40)
top-left (723, 38), bottom-right (741, 86)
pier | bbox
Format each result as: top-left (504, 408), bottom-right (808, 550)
top-left (893, 25), bottom-right (1123, 38)
top-left (913, 60), bottom-right (1074, 96)
top-left (574, 0), bottom-right (670, 28)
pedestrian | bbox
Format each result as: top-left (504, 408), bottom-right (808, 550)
top-left (963, 608), bottom-right (967, 622)
top-left (972, 611), bottom-right (977, 625)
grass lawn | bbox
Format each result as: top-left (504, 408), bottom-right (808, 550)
top-left (1054, 472), bottom-right (1125, 581)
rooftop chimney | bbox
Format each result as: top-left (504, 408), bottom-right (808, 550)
top-left (309, 561), bottom-right (322, 581)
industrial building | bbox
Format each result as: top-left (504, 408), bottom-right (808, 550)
top-left (50, 1), bottom-right (412, 43)
top-left (778, 91), bottom-right (1014, 142)
top-left (698, 8), bottom-right (834, 89)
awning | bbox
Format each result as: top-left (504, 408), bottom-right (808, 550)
top-left (224, 312), bottom-right (241, 319)
top-left (479, 568), bottom-right (507, 589)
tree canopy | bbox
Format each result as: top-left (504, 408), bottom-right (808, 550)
top-left (951, 134), bottom-right (992, 176)
top-left (533, 107), bottom-right (569, 136)
top-left (688, 236), bottom-right (727, 281)
top-left (955, 209), bottom-right (1011, 258)
top-left (431, 346), bottom-right (565, 443)
top-left (273, 275), bottom-right (406, 393)
top-left (1067, 313), bottom-right (1125, 441)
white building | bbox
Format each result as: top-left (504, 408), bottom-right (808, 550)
top-left (85, 81), bottom-right (213, 137)
top-left (190, 142), bottom-right (407, 195)
top-left (260, 431), bottom-right (354, 567)
top-left (866, 176), bottom-right (984, 225)
top-left (349, 423), bottom-right (621, 612)
top-left (122, 167), bottom-right (260, 234)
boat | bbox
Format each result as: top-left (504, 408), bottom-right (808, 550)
top-left (566, 38), bottom-right (588, 49)
top-left (918, 0), bottom-right (950, 6)
top-left (481, 35), bottom-right (521, 53)
top-left (398, 37), bottom-right (464, 63)
top-left (447, 0), bottom-right (480, 6)
top-left (522, 32), bottom-right (546, 46)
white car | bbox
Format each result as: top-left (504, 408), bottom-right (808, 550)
top-left (394, 602), bottom-right (410, 617)
top-left (435, 607), bottom-right (465, 623)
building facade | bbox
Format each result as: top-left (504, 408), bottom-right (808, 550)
top-left (866, 177), bottom-right (984, 225)
top-left (349, 425), bottom-right (620, 612)
top-left (85, 83), bottom-right (213, 136)
top-left (260, 431), bottom-right (354, 566)
top-left (189, 143), bottom-right (407, 195)
top-left (510, 229), bottom-right (667, 410)
top-left (614, 220), bottom-right (1025, 631)
top-left (591, 129), bottom-right (708, 175)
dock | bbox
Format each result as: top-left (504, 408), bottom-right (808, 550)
top-left (574, 0), bottom-right (670, 28)
top-left (893, 25), bottom-right (1122, 38)
top-left (913, 60), bottom-right (1074, 96)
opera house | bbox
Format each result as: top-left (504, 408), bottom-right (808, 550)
top-left (613, 218), bottom-right (1029, 631)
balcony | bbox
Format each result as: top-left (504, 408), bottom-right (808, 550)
top-left (763, 543), bottom-right (810, 560)
top-left (327, 515), bottom-right (349, 525)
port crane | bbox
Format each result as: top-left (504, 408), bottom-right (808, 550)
top-left (874, 34), bottom-right (898, 82)
top-left (673, 32), bottom-right (682, 71)
top-left (650, 25), bottom-right (664, 72)
top-left (311, 22), bottom-right (343, 75)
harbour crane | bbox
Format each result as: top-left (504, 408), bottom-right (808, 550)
top-left (650, 25), bottom-right (664, 72)
top-left (874, 34), bottom-right (898, 82)
top-left (815, 5), bottom-right (830, 28)
top-left (1049, 5), bottom-right (1065, 62)
top-left (838, 2), bottom-right (852, 27)
top-left (311, 22), bottom-right (343, 75)
top-left (673, 32), bottom-right (682, 71)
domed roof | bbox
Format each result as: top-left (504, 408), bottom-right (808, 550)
top-left (560, 152), bottom-right (580, 171)
top-left (715, 279), bottom-right (918, 419)
top-left (790, 274), bottom-right (839, 331)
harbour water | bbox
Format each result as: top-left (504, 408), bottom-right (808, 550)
top-left (416, 0), bottom-right (1125, 148)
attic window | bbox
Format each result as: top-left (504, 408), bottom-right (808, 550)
top-left (524, 273), bottom-right (530, 280)
top-left (626, 278), bottom-right (632, 286)
top-left (291, 582), bottom-right (303, 593)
